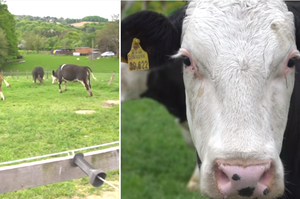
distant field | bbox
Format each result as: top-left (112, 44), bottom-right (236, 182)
top-left (70, 21), bottom-right (100, 27)
top-left (2, 53), bottom-right (119, 74)
top-left (0, 54), bottom-right (119, 199)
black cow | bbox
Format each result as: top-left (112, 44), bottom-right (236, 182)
top-left (121, 1), bottom-right (300, 198)
top-left (121, 4), bottom-right (197, 190)
top-left (121, 5), bottom-right (189, 144)
top-left (52, 64), bottom-right (96, 97)
top-left (32, 66), bottom-right (44, 84)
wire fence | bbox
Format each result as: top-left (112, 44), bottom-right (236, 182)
top-left (0, 70), bottom-right (118, 81)
top-left (0, 141), bottom-right (119, 167)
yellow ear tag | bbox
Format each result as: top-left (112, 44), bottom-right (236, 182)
top-left (127, 38), bottom-right (149, 71)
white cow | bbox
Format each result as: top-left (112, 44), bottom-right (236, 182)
top-left (121, 0), bottom-right (300, 198)
top-left (172, 1), bottom-right (299, 198)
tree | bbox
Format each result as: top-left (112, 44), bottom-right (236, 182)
top-left (111, 14), bottom-right (119, 23)
top-left (96, 22), bottom-right (119, 53)
top-left (0, 28), bottom-right (8, 66)
top-left (80, 33), bottom-right (95, 47)
top-left (14, 14), bottom-right (112, 52)
top-left (82, 16), bottom-right (108, 22)
top-left (0, 1), bottom-right (18, 57)
top-left (33, 34), bottom-right (48, 53)
top-left (22, 32), bottom-right (48, 53)
top-left (22, 32), bottom-right (35, 52)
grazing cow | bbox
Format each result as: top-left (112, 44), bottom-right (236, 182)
top-left (52, 64), bottom-right (96, 97)
top-left (122, 1), bottom-right (300, 198)
top-left (0, 74), bottom-right (10, 100)
top-left (32, 66), bottom-right (44, 84)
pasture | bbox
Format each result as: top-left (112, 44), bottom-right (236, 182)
top-left (3, 52), bottom-right (119, 74)
top-left (121, 99), bottom-right (207, 199)
top-left (0, 53), bottom-right (119, 198)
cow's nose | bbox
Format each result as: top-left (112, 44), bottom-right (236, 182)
top-left (215, 160), bottom-right (273, 198)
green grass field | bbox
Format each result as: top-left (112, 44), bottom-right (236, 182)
top-left (3, 52), bottom-right (119, 74)
top-left (121, 99), bottom-right (208, 199)
top-left (0, 54), bottom-right (119, 199)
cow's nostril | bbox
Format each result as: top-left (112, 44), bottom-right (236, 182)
top-left (232, 173), bottom-right (241, 181)
top-left (216, 169), bottom-right (230, 189)
top-left (259, 164), bottom-right (273, 186)
top-left (237, 186), bottom-right (255, 197)
top-left (215, 160), bottom-right (273, 198)
top-left (263, 188), bottom-right (269, 195)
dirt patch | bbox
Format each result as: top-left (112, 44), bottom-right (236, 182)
top-left (71, 181), bottom-right (119, 199)
top-left (102, 100), bottom-right (119, 108)
top-left (75, 110), bottom-right (95, 114)
top-left (85, 190), bottom-right (119, 199)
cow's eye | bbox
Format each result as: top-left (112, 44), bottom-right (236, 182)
top-left (182, 56), bottom-right (191, 66)
top-left (287, 57), bottom-right (297, 68)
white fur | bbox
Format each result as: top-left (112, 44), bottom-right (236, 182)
top-left (175, 119), bottom-right (194, 148)
top-left (60, 64), bottom-right (66, 70)
top-left (3, 79), bottom-right (9, 87)
top-left (174, 0), bottom-right (299, 198)
top-left (51, 75), bottom-right (57, 84)
top-left (0, 91), bottom-right (4, 101)
top-left (121, 62), bottom-right (149, 102)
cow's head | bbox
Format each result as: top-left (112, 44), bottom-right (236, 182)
top-left (173, 1), bottom-right (299, 198)
top-left (51, 70), bottom-right (58, 84)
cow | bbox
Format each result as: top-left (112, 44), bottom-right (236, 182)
top-left (121, 4), bottom-right (188, 142)
top-left (121, 4), bottom-right (200, 191)
top-left (52, 64), bottom-right (96, 97)
top-left (0, 74), bottom-right (10, 100)
top-left (32, 66), bottom-right (44, 84)
top-left (121, 1), bottom-right (300, 198)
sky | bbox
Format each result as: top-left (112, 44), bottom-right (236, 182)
top-left (5, 0), bottom-right (120, 21)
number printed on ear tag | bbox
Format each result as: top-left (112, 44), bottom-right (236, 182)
top-left (127, 38), bottom-right (149, 71)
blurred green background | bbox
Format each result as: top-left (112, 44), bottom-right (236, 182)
top-left (121, 1), bottom-right (208, 199)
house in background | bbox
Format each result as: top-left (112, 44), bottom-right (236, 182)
top-left (75, 47), bottom-right (93, 56)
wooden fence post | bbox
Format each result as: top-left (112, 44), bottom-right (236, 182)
top-left (26, 71), bottom-right (28, 80)
top-left (108, 72), bottom-right (115, 85)
top-left (46, 68), bottom-right (48, 80)
top-left (11, 71), bottom-right (13, 79)
top-left (17, 70), bottom-right (19, 80)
